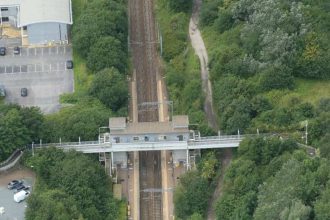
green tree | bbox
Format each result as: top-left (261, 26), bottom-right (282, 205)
top-left (87, 36), bottom-right (126, 73)
top-left (27, 148), bottom-right (118, 220)
top-left (198, 151), bottom-right (219, 180)
top-left (188, 213), bottom-right (203, 220)
top-left (20, 107), bottom-right (44, 143)
top-left (168, 0), bottom-right (192, 13)
top-left (174, 171), bottom-right (210, 219)
top-left (279, 200), bottom-right (311, 220)
top-left (89, 68), bottom-right (128, 111)
top-left (315, 182), bottom-right (330, 220)
top-left (254, 159), bottom-right (312, 220)
top-left (0, 108), bottom-right (29, 160)
top-left (26, 189), bottom-right (81, 220)
top-left (41, 99), bottom-right (112, 143)
top-left (319, 134), bottom-right (330, 159)
top-left (259, 65), bottom-right (294, 91)
top-left (72, 0), bottom-right (127, 58)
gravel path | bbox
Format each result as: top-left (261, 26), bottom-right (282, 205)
top-left (207, 149), bottom-right (232, 220)
top-left (189, 0), bottom-right (218, 130)
top-left (188, 1), bottom-right (233, 219)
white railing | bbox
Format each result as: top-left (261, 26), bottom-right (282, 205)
top-left (32, 133), bottom-right (273, 153)
top-left (33, 140), bottom-right (240, 153)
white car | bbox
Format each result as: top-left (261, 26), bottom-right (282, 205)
top-left (13, 190), bottom-right (30, 203)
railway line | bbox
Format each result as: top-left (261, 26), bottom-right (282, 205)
top-left (129, 0), bottom-right (164, 219)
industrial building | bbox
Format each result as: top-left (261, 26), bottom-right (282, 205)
top-left (0, 0), bottom-right (72, 45)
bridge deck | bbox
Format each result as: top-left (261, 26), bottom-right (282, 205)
top-left (33, 135), bottom-right (254, 153)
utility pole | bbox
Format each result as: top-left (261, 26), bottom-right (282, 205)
top-left (305, 120), bottom-right (308, 145)
top-left (32, 142), bottom-right (34, 157)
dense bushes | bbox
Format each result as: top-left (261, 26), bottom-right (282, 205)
top-left (71, 0), bottom-right (128, 114)
top-left (0, 104), bottom-right (43, 161)
top-left (168, 0), bottom-right (192, 13)
top-left (201, 0), bottom-right (330, 134)
top-left (87, 36), bottom-right (127, 73)
top-left (216, 137), bottom-right (330, 219)
top-left (25, 148), bottom-right (118, 220)
top-left (89, 68), bottom-right (128, 111)
top-left (174, 151), bottom-right (220, 219)
top-left (156, 0), bottom-right (214, 135)
top-left (72, 0), bottom-right (127, 73)
top-left (41, 99), bottom-right (112, 143)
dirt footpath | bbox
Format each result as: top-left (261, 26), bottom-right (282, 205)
top-left (0, 166), bottom-right (36, 187)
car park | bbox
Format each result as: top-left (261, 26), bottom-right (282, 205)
top-left (0, 47), bottom-right (6, 56)
top-left (21, 88), bottom-right (28, 97)
top-left (7, 180), bottom-right (23, 190)
top-left (66, 60), bottom-right (73, 69)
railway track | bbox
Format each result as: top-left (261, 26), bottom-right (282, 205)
top-left (129, 0), bottom-right (164, 219)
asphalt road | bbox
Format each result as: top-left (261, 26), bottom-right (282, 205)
top-left (0, 45), bottom-right (74, 113)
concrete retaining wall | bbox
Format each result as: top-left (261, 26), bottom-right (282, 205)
top-left (0, 150), bottom-right (23, 172)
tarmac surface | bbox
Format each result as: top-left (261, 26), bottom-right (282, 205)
top-left (0, 42), bottom-right (74, 114)
top-left (0, 167), bottom-right (35, 220)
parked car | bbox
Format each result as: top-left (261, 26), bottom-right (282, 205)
top-left (66, 60), bottom-right (73, 69)
top-left (14, 46), bottom-right (20, 55)
top-left (7, 180), bottom-right (23, 190)
top-left (21, 88), bottom-right (28, 97)
top-left (0, 47), bottom-right (6, 56)
top-left (14, 185), bottom-right (30, 193)
top-left (13, 190), bottom-right (30, 203)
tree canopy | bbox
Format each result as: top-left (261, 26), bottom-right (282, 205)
top-left (25, 148), bottom-right (118, 220)
top-left (0, 104), bottom-right (43, 161)
top-left (89, 68), bottom-right (128, 111)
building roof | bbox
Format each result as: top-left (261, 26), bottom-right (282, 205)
top-left (20, 0), bottom-right (72, 27)
top-left (109, 117), bottom-right (127, 130)
top-left (109, 116), bottom-right (190, 135)
top-left (0, 0), bottom-right (72, 27)
top-left (172, 115), bottom-right (189, 128)
top-left (0, 0), bottom-right (21, 7)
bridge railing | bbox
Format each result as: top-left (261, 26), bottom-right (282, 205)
top-left (196, 135), bottom-right (243, 141)
top-left (32, 141), bottom-right (101, 149)
top-left (31, 133), bottom-right (272, 150)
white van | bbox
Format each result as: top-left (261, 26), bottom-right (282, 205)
top-left (13, 190), bottom-right (30, 203)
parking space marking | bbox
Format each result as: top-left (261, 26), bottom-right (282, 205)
top-left (13, 65), bottom-right (20, 73)
top-left (0, 45), bottom-right (71, 58)
top-left (0, 61), bottom-right (70, 74)
top-left (0, 66), bottom-right (5, 74)
top-left (6, 66), bottom-right (13, 73)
